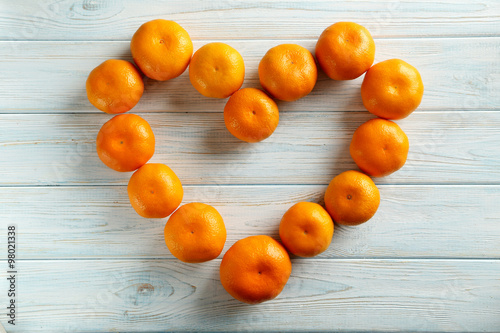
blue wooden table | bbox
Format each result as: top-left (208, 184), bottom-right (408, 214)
top-left (0, 1), bottom-right (499, 332)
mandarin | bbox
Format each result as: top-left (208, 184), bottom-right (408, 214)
top-left (315, 22), bottom-right (375, 80)
top-left (350, 118), bottom-right (409, 177)
top-left (127, 163), bottom-right (183, 218)
top-left (189, 42), bottom-right (245, 98)
top-left (86, 59), bottom-right (144, 114)
top-left (361, 59), bottom-right (424, 119)
top-left (96, 114), bottom-right (155, 172)
top-left (224, 88), bottom-right (279, 142)
top-left (164, 202), bottom-right (226, 263)
top-left (279, 202), bottom-right (334, 257)
top-left (324, 170), bottom-right (380, 226)
top-left (220, 235), bottom-right (292, 304)
top-left (258, 44), bottom-right (317, 101)
top-left (131, 19), bottom-right (193, 81)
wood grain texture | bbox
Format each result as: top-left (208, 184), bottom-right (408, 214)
top-left (1, 185), bottom-right (498, 260)
top-left (2, 0), bottom-right (498, 41)
top-left (0, 259), bottom-right (498, 332)
top-left (0, 111), bottom-right (499, 186)
top-left (0, 38), bottom-right (498, 113)
top-left (1, 1), bottom-right (499, 331)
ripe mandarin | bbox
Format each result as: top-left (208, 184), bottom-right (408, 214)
top-left (224, 88), bottom-right (279, 142)
top-left (350, 118), bottom-right (409, 177)
top-left (279, 202), bottom-right (334, 257)
top-left (220, 235), bottom-right (292, 304)
top-left (96, 114), bottom-right (155, 172)
top-left (361, 59), bottom-right (424, 119)
top-left (127, 163), bottom-right (183, 218)
top-left (258, 44), bottom-right (317, 101)
top-left (315, 22), bottom-right (375, 80)
top-left (189, 42), bottom-right (245, 98)
top-left (164, 202), bottom-right (226, 263)
top-left (131, 19), bottom-right (193, 81)
top-left (86, 59), bottom-right (144, 114)
top-left (324, 170), bottom-right (380, 226)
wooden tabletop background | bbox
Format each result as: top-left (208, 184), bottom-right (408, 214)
top-left (0, 1), bottom-right (499, 332)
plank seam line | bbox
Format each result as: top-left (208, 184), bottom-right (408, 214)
top-left (1, 258), bottom-right (499, 262)
top-left (1, 184), bottom-right (500, 188)
top-left (0, 36), bottom-right (499, 42)
top-left (1, 109), bottom-right (500, 115)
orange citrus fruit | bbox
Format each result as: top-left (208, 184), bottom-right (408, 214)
top-left (324, 170), bottom-right (380, 226)
top-left (315, 22), bottom-right (375, 80)
top-left (350, 118), bottom-right (409, 177)
top-left (223, 88), bottom-right (279, 142)
top-left (86, 59), bottom-right (144, 114)
top-left (164, 202), bottom-right (226, 263)
top-left (279, 202), bottom-right (334, 257)
top-left (127, 163), bottom-right (183, 218)
top-left (189, 42), bottom-right (245, 98)
top-left (258, 44), bottom-right (317, 101)
top-left (220, 235), bottom-right (292, 304)
top-left (96, 114), bottom-right (155, 172)
top-left (361, 59), bottom-right (424, 119)
top-left (131, 19), bottom-right (193, 81)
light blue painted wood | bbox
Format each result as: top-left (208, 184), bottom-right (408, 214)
top-left (0, 38), bottom-right (498, 112)
top-left (0, 111), bottom-right (499, 186)
top-left (1, 185), bottom-right (499, 260)
top-left (0, 259), bottom-right (498, 332)
top-left (0, 1), bottom-right (499, 331)
top-left (1, 0), bottom-right (498, 41)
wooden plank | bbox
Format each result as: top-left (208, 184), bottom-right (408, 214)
top-left (0, 111), bottom-right (499, 186)
top-left (2, 0), bottom-right (498, 41)
top-left (0, 2), bottom-right (497, 333)
top-left (1, 185), bottom-right (498, 259)
top-left (0, 258), bottom-right (498, 332)
top-left (0, 38), bottom-right (498, 113)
